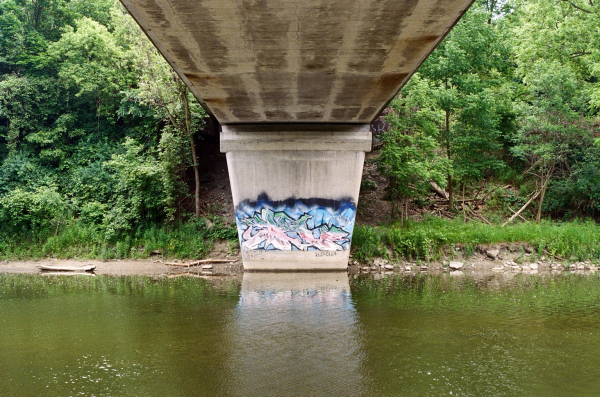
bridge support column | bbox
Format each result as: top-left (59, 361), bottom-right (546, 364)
top-left (221, 124), bottom-right (371, 271)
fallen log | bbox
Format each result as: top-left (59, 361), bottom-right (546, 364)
top-left (434, 198), bottom-right (478, 203)
top-left (508, 206), bottom-right (527, 222)
top-left (166, 259), bottom-right (238, 267)
top-left (502, 191), bottom-right (540, 227)
top-left (466, 206), bottom-right (492, 225)
top-left (480, 185), bottom-right (511, 203)
top-left (430, 181), bottom-right (449, 200)
top-left (41, 272), bottom-right (96, 277)
top-left (38, 264), bottom-right (96, 272)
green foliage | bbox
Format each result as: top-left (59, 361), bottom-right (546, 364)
top-left (47, 16), bottom-right (136, 117)
top-left (351, 215), bottom-right (600, 263)
top-left (1, 0), bottom-right (600, 262)
top-left (101, 138), bottom-right (164, 240)
top-left (378, 217), bottom-right (600, 262)
top-left (351, 225), bottom-right (387, 261)
top-left (377, 74), bottom-right (448, 219)
top-left (203, 217), bottom-right (238, 241)
top-left (0, 216), bottom-right (236, 261)
top-left (158, 131), bottom-right (187, 222)
top-left (0, 186), bottom-right (68, 235)
top-left (513, 0), bottom-right (600, 111)
top-left (360, 179), bottom-right (377, 192)
top-left (383, 226), bottom-right (448, 261)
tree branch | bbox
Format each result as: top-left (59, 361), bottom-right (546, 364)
top-left (502, 190), bottom-right (541, 227)
top-left (570, 51), bottom-right (592, 58)
top-left (560, 0), bottom-right (593, 13)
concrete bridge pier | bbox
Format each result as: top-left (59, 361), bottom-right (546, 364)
top-left (221, 124), bottom-right (371, 270)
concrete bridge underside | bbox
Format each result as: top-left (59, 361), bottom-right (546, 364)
top-left (120, 0), bottom-right (474, 270)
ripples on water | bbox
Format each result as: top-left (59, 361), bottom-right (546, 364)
top-left (1, 272), bottom-right (600, 396)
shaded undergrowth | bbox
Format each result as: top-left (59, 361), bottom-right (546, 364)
top-left (0, 217), bottom-right (238, 260)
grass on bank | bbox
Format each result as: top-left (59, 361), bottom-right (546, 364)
top-left (2, 214), bottom-right (600, 263)
top-left (352, 216), bottom-right (600, 263)
top-left (0, 217), bottom-right (239, 261)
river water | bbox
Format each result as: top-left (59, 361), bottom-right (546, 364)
top-left (1, 271), bottom-right (600, 396)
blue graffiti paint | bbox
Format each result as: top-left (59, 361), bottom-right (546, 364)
top-left (235, 195), bottom-right (356, 251)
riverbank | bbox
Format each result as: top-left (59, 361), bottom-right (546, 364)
top-left (2, 212), bottom-right (600, 275)
top-left (2, 243), bottom-right (598, 278)
top-left (352, 217), bottom-right (600, 264)
top-left (3, 217), bottom-right (600, 264)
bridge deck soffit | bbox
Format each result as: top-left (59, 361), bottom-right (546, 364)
top-left (120, 0), bottom-right (474, 124)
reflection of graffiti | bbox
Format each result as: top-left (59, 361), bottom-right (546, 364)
top-left (235, 195), bottom-right (356, 252)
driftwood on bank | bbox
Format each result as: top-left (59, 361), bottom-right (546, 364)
top-left (465, 205), bottom-right (492, 225)
top-left (502, 191), bottom-right (541, 227)
top-left (166, 259), bottom-right (237, 267)
top-left (38, 264), bottom-right (96, 272)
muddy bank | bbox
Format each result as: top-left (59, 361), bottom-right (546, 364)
top-left (0, 258), bottom-right (244, 278)
top-left (1, 250), bottom-right (598, 278)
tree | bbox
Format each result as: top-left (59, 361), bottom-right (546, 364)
top-left (419, 3), bottom-right (514, 209)
top-left (511, 0), bottom-right (600, 221)
top-left (118, 12), bottom-right (206, 219)
top-left (378, 74), bottom-right (448, 222)
top-left (513, 0), bottom-right (600, 110)
top-left (47, 16), bottom-right (136, 129)
top-left (511, 62), bottom-right (593, 222)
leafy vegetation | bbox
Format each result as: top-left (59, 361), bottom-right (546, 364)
top-left (0, 0), bottom-right (218, 258)
top-left (0, 0), bottom-right (599, 260)
top-left (0, 217), bottom-right (238, 261)
top-left (352, 217), bottom-right (600, 262)
top-left (378, 0), bottom-right (600, 221)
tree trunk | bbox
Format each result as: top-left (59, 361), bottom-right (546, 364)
top-left (445, 109), bottom-right (454, 210)
top-left (448, 174), bottom-right (454, 210)
top-left (535, 185), bottom-right (546, 224)
top-left (502, 190), bottom-right (541, 227)
top-left (189, 134), bottom-right (201, 219)
top-left (391, 200), bottom-right (399, 221)
top-left (180, 82), bottom-right (201, 219)
top-left (536, 162), bottom-right (555, 224)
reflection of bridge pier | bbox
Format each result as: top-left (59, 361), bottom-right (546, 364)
top-left (119, 0), bottom-right (474, 269)
top-left (225, 272), bottom-right (366, 395)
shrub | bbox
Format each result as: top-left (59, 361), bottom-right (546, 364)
top-left (0, 186), bottom-right (68, 235)
top-left (351, 225), bottom-right (387, 261)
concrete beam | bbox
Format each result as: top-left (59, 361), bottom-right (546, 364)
top-left (220, 124), bottom-right (372, 152)
top-left (120, 0), bottom-right (474, 124)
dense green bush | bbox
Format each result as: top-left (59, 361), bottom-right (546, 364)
top-left (0, 216), bottom-right (238, 261)
top-left (351, 225), bottom-right (388, 261)
top-left (0, 186), bottom-right (68, 235)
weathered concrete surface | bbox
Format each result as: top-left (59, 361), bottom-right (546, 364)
top-left (220, 123), bottom-right (371, 151)
top-left (225, 124), bottom-right (368, 270)
top-left (120, 0), bottom-right (473, 123)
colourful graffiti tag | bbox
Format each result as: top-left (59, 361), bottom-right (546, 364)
top-left (235, 195), bottom-right (356, 252)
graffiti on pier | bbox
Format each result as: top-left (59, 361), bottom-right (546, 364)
top-left (235, 195), bottom-right (356, 252)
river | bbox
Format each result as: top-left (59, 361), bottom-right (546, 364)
top-left (1, 272), bottom-right (600, 396)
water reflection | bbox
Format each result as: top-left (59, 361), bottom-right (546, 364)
top-left (3, 272), bottom-right (600, 396)
top-left (351, 272), bottom-right (600, 396)
top-left (226, 272), bottom-right (366, 396)
top-left (0, 275), bottom-right (240, 396)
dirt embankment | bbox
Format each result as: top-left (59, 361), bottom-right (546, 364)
top-left (2, 243), bottom-right (597, 277)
